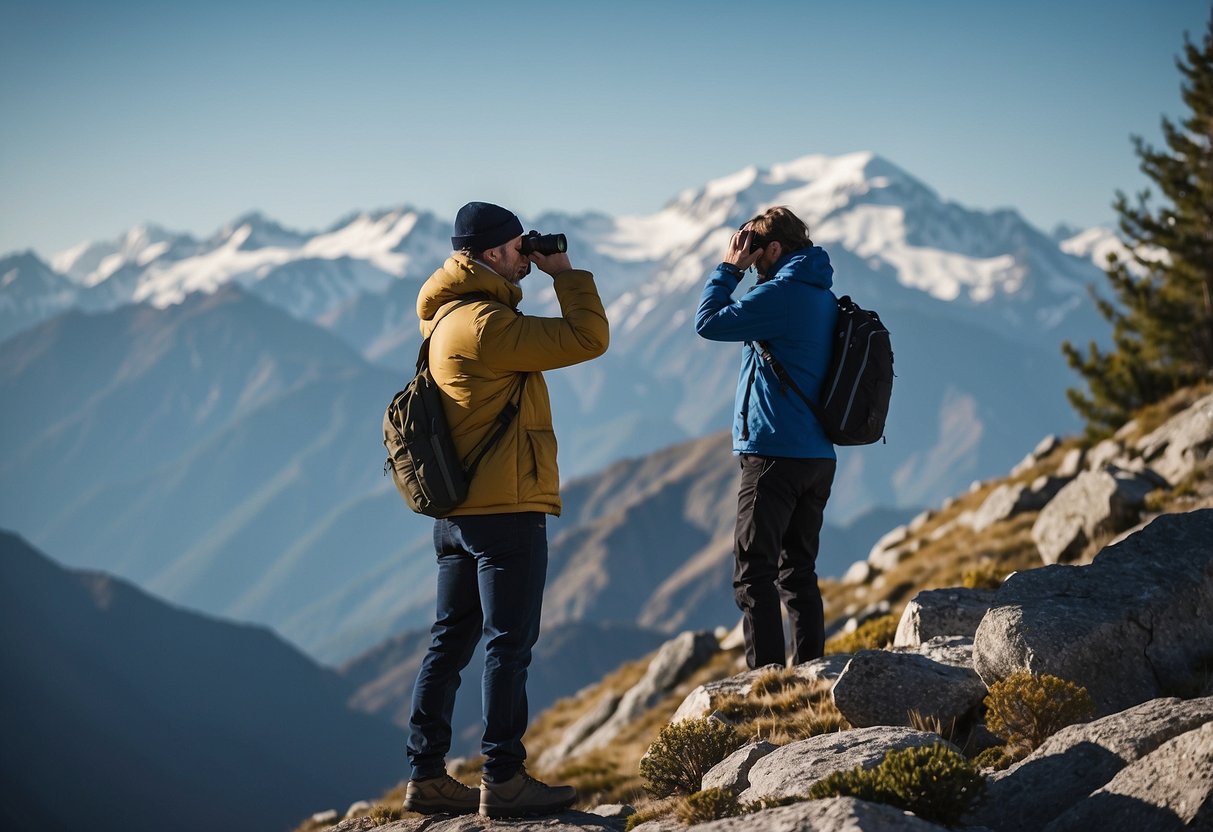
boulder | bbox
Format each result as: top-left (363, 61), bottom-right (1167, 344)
top-left (736, 726), bottom-right (959, 802)
top-left (1135, 391), bottom-right (1213, 486)
top-left (869, 539), bottom-right (922, 572)
top-left (831, 647), bottom-right (987, 729)
top-left (894, 588), bottom-right (998, 647)
top-left (339, 811), bottom-right (629, 831)
top-left (573, 630), bottom-right (718, 755)
top-left (671, 657), bottom-right (848, 723)
top-left (700, 741), bottom-right (778, 794)
top-left (1057, 447), bottom-right (1086, 478)
top-left (867, 525), bottom-right (909, 561)
top-left (966, 696), bottom-right (1213, 832)
top-left (683, 796), bottom-right (951, 831)
top-left (1086, 438), bottom-right (1124, 471)
top-left (843, 560), bottom-right (875, 585)
top-left (1043, 720), bottom-right (1213, 831)
top-left (588, 804), bottom-right (636, 819)
top-left (975, 510), bottom-right (1213, 716)
top-left (908, 635), bottom-right (979, 668)
top-left (1030, 466), bottom-right (1158, 564)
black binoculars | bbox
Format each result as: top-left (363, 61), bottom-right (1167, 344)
top-left (520, 231), bottom-right (567, 256)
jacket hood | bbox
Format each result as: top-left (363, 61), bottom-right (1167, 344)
top-left (417, 254), bottom-right (523, 335)
top-left (769, 246), bottom-right (834, 290)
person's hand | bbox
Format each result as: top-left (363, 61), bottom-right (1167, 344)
top-left (724, 229), bottom-right (763, 272)
top-left (530, 250), bottom-right (573, 276)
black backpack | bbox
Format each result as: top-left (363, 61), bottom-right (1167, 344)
top-left (382, 294), bottom-right (527, 517)
top-left (755, 295), bottom-right (893, 446)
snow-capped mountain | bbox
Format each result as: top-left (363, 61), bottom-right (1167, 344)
top-left (3, 150), bottom-right (1112, 516)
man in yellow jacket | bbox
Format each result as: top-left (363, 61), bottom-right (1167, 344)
top-left (404, 202), bottom-right (609, 818)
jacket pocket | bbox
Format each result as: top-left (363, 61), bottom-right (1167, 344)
top-left (525, 428), bottom-right (559, 497)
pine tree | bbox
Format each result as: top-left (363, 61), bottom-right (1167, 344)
top-left (1062, 11), bottom-right (1213, 437)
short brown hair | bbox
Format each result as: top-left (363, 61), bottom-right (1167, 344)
top-left (746, 206), bottom-right (813, 251)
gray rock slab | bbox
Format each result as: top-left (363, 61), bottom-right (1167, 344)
top-left (1057, 447), bottom-right (1086, 478)
top-left (1135, 391), bottom-right (1213, 485)
top-left (1031, 467), bottom-right (1157, 565)
top-left (975, 510), bottom-right (1213, 716)
top-left (1043, 720), bottom-right (1213, 832)
top-left (588, 804), bottom-right (635, 818)
top-left (965, 696), bottom-right (1213, 832)
top-left (701, 741), bottom-right (778, 794)
top-left (832, 649), bottom-right (987, 729)
top-left (904, 635), bottom-right (976, 668)
top-left (344, 811), bottom-right (628, 831)
top-left (688, 796), bottom-right (951, 831)
top-left (736, 726), bottom-right (958, 803)
top-left (894, 588), bottom-right (998, 647)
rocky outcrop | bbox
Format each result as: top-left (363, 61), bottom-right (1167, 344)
top-left (1030, 466), bottom-right (1159, 564)
top-left (671, 657), bottom-right (848, 724)
top-left (975, 510), bottom-right (1213, 715)
top-left (322, 810), bottom-right (628, 831)
top-left (831, 644), bottom-right (987, 729)
top-left (658, 797), bottom-right (952, 831)
top-left (967, 696), bottom-right (1213, 832)
top-left (1135, 391), bottom-right (1213, 485)
top-left (1043, 719), bottom-right (1213, 831)
top-left (699, 741), bottom-right (778, 794)
top-left (734, 727), bottom-right (958, 803)
top-left (541, 630), bottom-right (719, 767)
top-left (894, 587), bottom-right (998, 647)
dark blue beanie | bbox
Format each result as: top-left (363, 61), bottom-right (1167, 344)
top-left (451, 202), bottom-right (524, 252)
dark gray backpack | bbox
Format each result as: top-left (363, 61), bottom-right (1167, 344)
top-left (756, 295), bottom-right (893, 445)
top-left (382, 294), bottom-right (526, 517)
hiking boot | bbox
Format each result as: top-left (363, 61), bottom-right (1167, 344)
top-left (402, 772), bottom-right (479, 815)
top-left (479, 770), bottom-right (577, 818)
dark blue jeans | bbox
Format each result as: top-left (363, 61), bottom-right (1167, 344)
top-left (406, 512), bottom-right (548, 784)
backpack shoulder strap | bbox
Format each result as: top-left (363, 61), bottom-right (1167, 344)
top-left (755, 340), bottom-right (828, 425)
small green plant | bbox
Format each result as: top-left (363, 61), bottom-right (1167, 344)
top-left (639, 717), bottom-right (745, 798)
top-left (742, 794), bottom-right (806, 813)
top-left (824, 613), bottom-right (899, 654)
top-left (984, 672), bottom-right (1094, 754)
top-left (677, 788), bottom-right (742, 824)
top-left (807, 743), bottom-right (985, 826)
top-left (972, 745), bottom-right (1022, 772)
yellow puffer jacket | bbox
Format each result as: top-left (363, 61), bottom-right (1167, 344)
top-left (415, 254), bottom-right (609, 516)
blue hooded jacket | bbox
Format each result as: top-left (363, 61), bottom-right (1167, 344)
top-left (695, 247), bottom-right (838, 459)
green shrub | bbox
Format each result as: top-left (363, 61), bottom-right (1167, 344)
top-left (984, 672), bottom-right (1094, 754)
top-left (624, 800), bottom-right (677, 831)
top-left (639, 718), bottom-right (745, 798)
top-left (677, 788), bottom-right (742, 824)
top-left (972, 745), bottom-right (1022, 772)
top-left (741, 794), bottom-right (807, 813)
top-left (807, 743), bottom-right (985, 826)
top-left (824, 614), bottom-right (899, 654)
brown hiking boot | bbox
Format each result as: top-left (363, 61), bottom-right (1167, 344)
top-left (402, 772), bottom-right (479, 815)
top-left (479, 770), bottom-right (577, 818)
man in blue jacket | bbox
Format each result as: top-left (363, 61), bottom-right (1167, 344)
top-left (695, 206), bottom-right (838, 669)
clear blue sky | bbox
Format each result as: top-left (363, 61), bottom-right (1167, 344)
top-left (2, 0), bottom-right (1209, 258)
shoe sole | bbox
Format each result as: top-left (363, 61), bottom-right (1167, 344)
top-left (479, 798), bottom-right (576, 818)
top-left (403, 800), bottom-right (478, 816)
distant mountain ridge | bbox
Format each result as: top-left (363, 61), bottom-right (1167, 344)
top-left (0, 531), bottom-right (405, 832)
